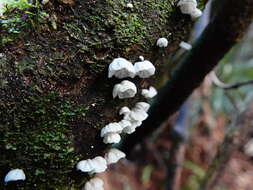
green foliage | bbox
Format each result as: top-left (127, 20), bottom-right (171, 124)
top-left (182, 160), bottom-right (206, 190)
top-left (0, 1), bottom-right (48, 46)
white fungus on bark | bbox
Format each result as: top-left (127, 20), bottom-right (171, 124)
top-left (134, 60), bottom-right (155, 78)
top-left (134, 102), bottom-right (150, 112)
top-left (100, 122), bottom-right (122, 137)
top-left (177, 0), bottom-right (197, 14)
top-left (119, 106), bottom-right (131, 116)
top-left (156, 37), bottom-right (168, 47)
top-left (103, 132), bottom-right (121, 144)
top-left (139, 56), bottom-right (144, 61)
top-left (118, 119), bottom-right (132, 129)
top-left (179, 41), bottom-right (192, 50)
top-left (190, 8), bottom-right (202, 19)
top-left (105, 148), bottom-right (126, 165)
top-left (126, 2), bottom-right (134, 8)
top-left (141, 86), bottom-right (157, 99)
top-left (177, 0), bottom-right (202, 19)
top-left (108, 58), bottom-right (135, 79)
top-left (113, 80), bottom-right (137, 99)
top-left (4, 169), bottom-right (26, 183)
top-left (84, 177), bottom-right (104, 190)
top-left (77, 156), bottom-right (107, 174)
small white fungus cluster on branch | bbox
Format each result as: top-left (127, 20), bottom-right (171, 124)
top-left (177, 0), bottom-right (202, 19)
top-left (108, 57), bottom-right (155, 81)
top-left (4, 169), bottom-right (26, 183)
top-left (141, 86), bottom-right (157, 99)
top-left (83, 177), bottom-right (104, 190)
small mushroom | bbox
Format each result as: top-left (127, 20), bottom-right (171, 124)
top-left (76, 159), bottom-right (94, 173)
top-left (77, 157), bottom-right (107, 174)
top-left (134, 102), bottom-right (150, 112)
top-left (122, 126), bottom-right (136, 134)
top-left (103, 133), bottom-right (121, 144)
top-left (91, 157), bottom-right (107, 173)
top-left (177, 0), bottom-right (197, 14)
top-left (84, 177), bottom-right (104, 190)
top-left (100, 122), bottom-right (122, 137)
top-left (134, 61), bottom-right (155, 78)
top-left (190, 8), bottom-right (202, 19)
top-left (108, 58), bottom-right (135, 79)
top-left (139, 56), bottom-right (144, 61)
top-left (105, 148), bottom-right (126, 165)
top-left (126, 2), bottom-right (134, 8)
top-left (119, 106), bottom-right (131, 116)
top-left (125, 108), bottom-right (148, 122)
top-left (4, 169), bottom-right (26, 183)
top-left (141, 86), bottom-right (157, 99)
top-left (118, 119), bottom-right (132, 129)
top-left (156, 37), bottom-right (168, 47)
top-left (113, 80), bottom-right (137, 99)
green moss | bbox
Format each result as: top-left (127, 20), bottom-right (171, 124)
top-left (0, 89), bottom-right (89, 189)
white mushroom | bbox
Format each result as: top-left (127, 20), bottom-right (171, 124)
top-left (91, 157), bottom-right (107, 173)
top-left (126, 108), bottom-right (148, 122)
top-left (4, 169), bottom-right (26, 183)
top-left (119, 106), bottom-right (131, 116)
top-left (122, 126), bottom-right (136, 134)
top-left (126, 2), bottom-right (134, 8)
top-left (134, 102), bottom-right (150, 112)
top-left (134, 61), bottom-right (155, 78)
top-left (156, 37), bottom-right (169, 47)
top-left (139, 56), bottom-right (144, 61)
top-left (141, 86), bottom-right (157, 99)
top-left (190, 8), bottom-right (202, 19)
top-left (105, 148), bottom-right (126, 165)
top-left (84, 177), bottom-right (104, 190)
top-left (77, 157), bottom-right (107, 174)
top-left (108, 58), bottom-right (135, 79)
top-left (118, 119), bottom-right (132, 129)
top-left (179, 41), bottom-right (192, 50)
top-left (100, 122), bottom-right (122, 137)
top-left (113, 80), bottom-right (137, 99)
top-left (76, 159), bottom-right (94, 173)
top-left (103, 133), bottom-right (121, 144)
top-left (177, 0), bottom-right (197, 14)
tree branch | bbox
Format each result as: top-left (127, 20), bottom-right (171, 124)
top-left (121, 0), bottom-right (253, 154)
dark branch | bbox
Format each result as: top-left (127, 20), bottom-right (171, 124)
top-left (121, 0), bottom-right (253, 154)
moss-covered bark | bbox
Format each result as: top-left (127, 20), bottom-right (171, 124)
top-left (0, 0), bottom-right (205, 189)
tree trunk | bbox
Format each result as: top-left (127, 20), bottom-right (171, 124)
top-left (0, 0), bottom-right (205, 189)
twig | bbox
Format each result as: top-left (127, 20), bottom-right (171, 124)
top-left (209, 71), bottom-right (253, 89)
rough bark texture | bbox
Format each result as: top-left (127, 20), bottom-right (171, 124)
top-left (121, 0), bottom-right (253, 154)
top-left (0, 0), bottom-right (206, 189)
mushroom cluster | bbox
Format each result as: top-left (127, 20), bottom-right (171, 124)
top-left (80, 55), bottom-right (158, 189)
top-left (177, 0), bottom-right (202, 19)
